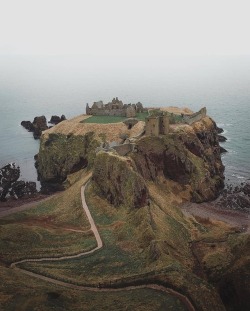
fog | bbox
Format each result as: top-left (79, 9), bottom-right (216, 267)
top-left (1, 0), bottom-right (250, 56)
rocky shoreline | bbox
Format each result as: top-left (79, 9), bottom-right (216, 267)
top-left (21, 114), bottom-right (66, 139)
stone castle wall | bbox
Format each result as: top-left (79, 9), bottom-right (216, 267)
top-left (86, 98), bottom-right (138, 118)
top-left (183, 107), bottom-right (207, 125)
top-left (113, 143), bottom-right (134, 156)
top-left (145, 115), bottom-right (170, 136)
top-left (89, 108), bottom-right (127, 117)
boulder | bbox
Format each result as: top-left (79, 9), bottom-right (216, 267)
top-left (0, 163), bottom-right (20, 201)
top-left (21, 115), bottom-right (48, 139)
top-left (0, 163), bottom-right (37, 201)
top-left (218, 135), bottom-right (227, 142)
top-left (33, 116), bottom-right (48, 139)
top-left (21, 120), bottom-right (34, 132)
top-left (220, 146), bottom-right (228, 153)
top-left (92, 152), bottom-right (149, 209)
top-left (49, 115), bottom-right (67, 124)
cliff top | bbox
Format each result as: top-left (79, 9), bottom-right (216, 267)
top-left (43, 114), bottom-right (145, 142)
top-left (148, 106), bottom-right (194, 115)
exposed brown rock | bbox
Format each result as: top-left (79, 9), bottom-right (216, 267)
top-left (92, 152), bottom-right (149, 209)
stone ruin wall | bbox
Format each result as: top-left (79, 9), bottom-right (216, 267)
top-left (90, 108), bottom-right (127, 117)
top-left (145, 115), bottom-right (170, 136)
top-left (183, 107), bottom-right (207, 125)
top-left (112, 143), bottom-right (134, 156)
top-left (145, 117), bottom-right (160, 136)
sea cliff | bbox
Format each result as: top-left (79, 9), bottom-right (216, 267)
top-left (36, 113), bottom-right (224, 204)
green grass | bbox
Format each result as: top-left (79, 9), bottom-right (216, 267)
top-left (82, 112), bottom-right (148, 124)
top-left (19, 185), bottom-right (184, 285)
top-left (0, 266), bottom-right (187, 311)
top-left (0, 223), bottom-right (96, 263)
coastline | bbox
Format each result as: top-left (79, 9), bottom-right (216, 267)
top-left (181, 200), bottom-right (250, 233)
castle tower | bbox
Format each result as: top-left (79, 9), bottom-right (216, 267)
top-left (145, 116), bottom-right (160, 136)
top-left (126, 106), bottom-right (136, 118)
top-left (86, 103), bottom-right (91, 115)
top-left (160, 115), bottom-right (170, 135)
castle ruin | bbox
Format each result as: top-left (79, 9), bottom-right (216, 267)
top-left (145, 114), bottom-right (170, 136)
top-left (145, 107), bottom-right (207, 137)
top-left (86, 97), bottom-right (144, 118)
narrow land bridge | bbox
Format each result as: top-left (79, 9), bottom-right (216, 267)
top-left (1, 181), bottom-right (195, 311)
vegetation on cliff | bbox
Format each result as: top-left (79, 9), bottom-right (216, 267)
top-left (3, 111), bottom-right (247, 310)
top-left (92, 152), bottom-right (149, 209)
top-left (132, 116), bottom-right (224, 202)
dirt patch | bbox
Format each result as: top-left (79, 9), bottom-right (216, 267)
top-left (181, 201), bottom-right (250, 232)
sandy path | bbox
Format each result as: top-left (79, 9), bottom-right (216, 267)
top-left (5, 180), bottom-right (195, 311)
top-left (181, 202), bottom-right (250, 233)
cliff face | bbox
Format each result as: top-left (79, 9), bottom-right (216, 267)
top-left (37, 115), bottom-right (224, 201)
top-left (131, 117), bottom-right (224, 202)
top-left (92, 152), bottom-right (149, 209)
top-left (37, 132), bottom-right (99, 190)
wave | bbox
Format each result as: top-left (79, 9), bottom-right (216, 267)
top-left (231, 174), bottom-right (247, 179)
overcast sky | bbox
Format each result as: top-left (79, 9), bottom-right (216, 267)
top-left (0, 0), bottom-right (250, 56)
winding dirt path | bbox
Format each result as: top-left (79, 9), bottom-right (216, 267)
top-left (5, 180), bottom-right (195, 311)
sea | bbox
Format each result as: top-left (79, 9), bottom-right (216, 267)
top-left (0, 54), bottom-right (249, 189)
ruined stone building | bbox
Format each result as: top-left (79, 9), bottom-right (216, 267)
top-left (86, 97), bottom-right (144, 118)
top-left (145, 107), bottom-right (207, 137)
top-left (145, 115), bottom-right (170, 136)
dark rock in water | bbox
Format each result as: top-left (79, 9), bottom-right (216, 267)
top-left (21, 120), bottom-right (34, 132)
top-left (0, 163), bottom-right (37, 201)
top-left (21, 115), bottom-right (48, 139)
top-left (33, 116), bottom-right (48, 139)
top-left (242, 183), bottom-right (250, 196)
top-left (49, 115), bottom-right (67, 124)
top-left (220, 146), bottom-right (228, 153)
top-left (216, 126), bottom-right (224, 134)
top-left (0, 163), bottom-right (20, 201)
top-left (235, 194), bottom-right (250, 208)
top-left (218, 135), bottom-right (227, 142)
top-left (217, 182), bottom-right (250, 209)
top-left (11, 181), bottom-right (37, 198)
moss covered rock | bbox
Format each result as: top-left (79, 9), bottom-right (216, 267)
top-left (92, 152), bottom-right (149, 209)
top-left (37, 132), bottom-right (100, 190)
top-left (132, 117), bottom-right (224, 202)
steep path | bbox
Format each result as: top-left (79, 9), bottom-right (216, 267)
top-left (10, 181), bottom-right (102, 267)
top-left (5, 180), bottom-right (195, 311)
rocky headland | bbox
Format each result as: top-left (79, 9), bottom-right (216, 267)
top-left (13, 105), bottom-right (249, 310)
top-left (0, 163), bottom-right (37, 202)
top-left (36, 111), bottom-right (225, 203)
top-left (21, 114), bottom-right (66, 139)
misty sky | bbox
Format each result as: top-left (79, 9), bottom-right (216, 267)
top-left (1, 0), bottom-right (250, 56)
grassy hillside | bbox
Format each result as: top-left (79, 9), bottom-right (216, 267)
top-left (0, 166), bottom-right (248, 310)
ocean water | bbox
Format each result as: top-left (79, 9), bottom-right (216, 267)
top-left (0, 55), bottom-right (249, 187)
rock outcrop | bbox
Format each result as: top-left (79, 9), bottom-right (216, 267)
top-left (21, 115), bottom-right (48, 139)
top-left (132, 117), bottom-right (224, 202)
top-left (92, 152), bottom-right (149, 208)
top-left (36, 113), bottom-right (224, 203)
top-left (49, 115), bottom-right (66, 124)
top-left (218, 182), bottom-right (250, 209)
top-left (0, 163), bottom-right (37, 201)
top-left (36, 132), bottom-right (100, 192)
